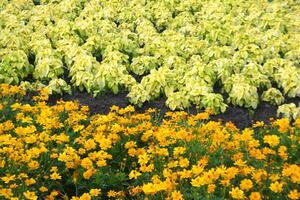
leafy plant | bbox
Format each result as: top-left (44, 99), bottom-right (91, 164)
top-left (277, 103), bottom-right (300, 120)
top-left (261, 88), bottom-right (284, 106)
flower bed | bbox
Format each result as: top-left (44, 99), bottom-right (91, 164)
top-left (0, 84), bottom-right (299, 199)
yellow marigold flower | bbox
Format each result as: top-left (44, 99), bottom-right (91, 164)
top-left (0, 188), bottom-right (13, 198)
top-left (125, 141), bottom-right (136, 149)
top-left (234, 159), bottom-right (247, 167)
top-left (96, 159), bottom-right (107, 167)
top-left (288, 189), bottom-right (300, 200)
top-left (278, 146), bottom-right (288, 160)
top-left (28, 160), bottom-right (39, 170)
top-left (89, 188), bottom-right (101, 197)
top-left (191, 165), bottom-right (204, 175)
top-left (39, 186), bottom-right (48, 192)
top-left (129, 170), bottom-right (142, 179)
top-left (142, 183), bottom-right (157, 195)
top-left (240, 179), bottom-right (253, 191)
top-left (129, 186), bottom-right (142, 196)
top-left (263, 135), bottom-right (280, 147)
top-left (138, 153), bottom-right (149, 165)
top-left (179, 157), bottom-right (189, 168)
top-left (295, 119), bottom-right (300, 128)
top-left (249, 192), bottom-right (261, 200)
top-left (81, 158), bottom-right (93, 169)
top-left (229, 187), bottom-right (245, 199)
top-left (2, 120), bottom-right (14, 131)
top-left (1, 175), bottom-right (15, 184)
top-left (269, 174), bottom-right (281, 182)
top-left (110, 105), bottom-right (119, 112)
top-left (269, 181), bottom-right (283, 193)
top-left (173, 147), bottom-right (186, 157)
top-left (50, 153), bottom-right (58, 159)
top-left (171, 190), bottom-right (184, 200)
top-left (128, 148), bottom-right (137, 157)
top-left (50, 172), bottom-right (61, 180)
top-left (207, 184), bottom-right (216, 193)
top-left (0, 104), bottom-right (3, 110)
top-left (225, 121), bottom-right (239, 131)
top-left (50, 166), bottom-right (58, 172)
top-left (140, 163), bottom-right (154, 173)
top-left (9, 183), bottom-right (17, 189)
top-left (23, 191), bottom-right (37, 200)
top-left (83, 168), bottom-right (96, 179)
top-left (107, 190), bottom-right (118, 198)
top-left (253, 121), bottom-right (264, 128)
top-left (25, 178), bottom-right (36, 186)
top-left (99, 138), bottom-right (112, 150)
top-left (273, 118), bottom-right (290, 133)
top-left (79, 193), bottom-right (91, 200)
top-left (118, 105), bottom-right (135, 114)
top-left (49, 190), bottom-right (59, 197)
top-left (146, 108), bottom-right (156, 113)
top-left (191, 176), bottom-right (205, 187)
top-left (188, 117), bottom-right (196, 126)
top-left (195, 112), bottom-right (209, 120)
top-left (84, 139), bottom-right (96, 150)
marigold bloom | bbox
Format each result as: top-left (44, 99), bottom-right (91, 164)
top-left (207, 184), bottom-right (216, 193)
top-left (25, 178), bottom-right (36, 186)
top-left (0, 189), bottom-right (13, 198)
top-left (270, 181), bottom-right (283, 193)
top-left (50, 172), bottom-right (61, 180)
top-left (240, 179), bottom-right (253, 191)
top-left (39, 186), bottom-right (48, 192)
top-left (278, 146), bottom-right (288, 160)
top-left (249, 192), bottom-right (261, 200)
top-left (129, 170), bottom-right (142, 179)
top-left (83, 168), bottom-right (96, 179)
top-left (142, 183), bottom-right (157, 195)
top-left (288, 189), bottom-right (300, 200)
top-left (89, 189), bottom-right (101, 197)
top-left (81, 158), bottom-right (93, 169)
top-left (28, 160), bottom-right (39, 170)
top-left (273, 118), bottom-right (290, 133)
top-left (23, 191), bottom-right (37, 200)
top-left (171, 190), bottom-right (184, 200)
top-left (229, 187), bottom-right (244, 199)
top-left (179, 157), bottom-right (189, 168)
top-left (79, 193), bottom-right (91, 200)
top-left (263, 135), bottom-right (280, 147)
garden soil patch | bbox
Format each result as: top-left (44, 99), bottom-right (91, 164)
top-left (48, 91), bottom-right (300, 129)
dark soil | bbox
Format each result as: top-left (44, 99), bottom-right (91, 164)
top-left (48, 90), bottom-right (300, 130)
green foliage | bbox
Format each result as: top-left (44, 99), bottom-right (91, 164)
top-left (277, 103), bottom-right (300, 120)
top-left (0, 0), bottom-right (299, 112)
top-left (261, 88), bottom-right (284, 106)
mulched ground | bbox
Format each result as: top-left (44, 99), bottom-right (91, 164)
top-left (47, 90), bottom-right (300, 129)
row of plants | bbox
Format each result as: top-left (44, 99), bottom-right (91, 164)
top-left (0, 0), bottom-right (300, 113)
top-left (0, 84), bottom-right (299, 199)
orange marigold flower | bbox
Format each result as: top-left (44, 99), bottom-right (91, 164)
top-left (249, 192), bottom-right (261, 200)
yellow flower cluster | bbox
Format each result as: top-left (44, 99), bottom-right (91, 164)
top-left (0, 84), bottom-right (299, 200)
